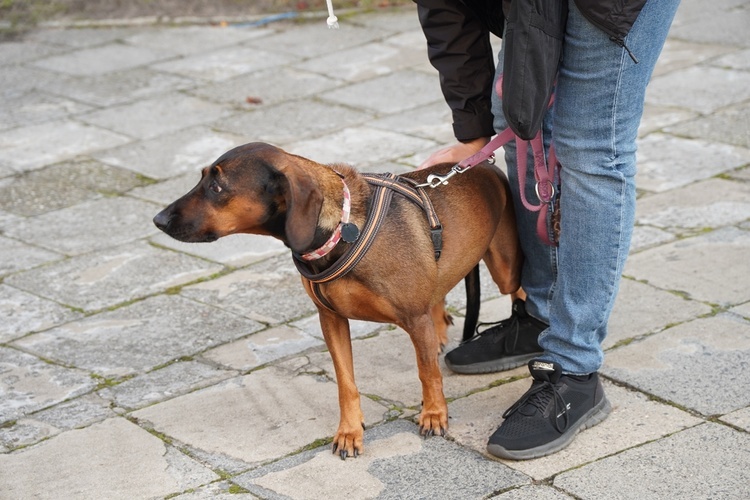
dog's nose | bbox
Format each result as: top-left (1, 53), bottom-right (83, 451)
top-left (153, 210), bottom-right (173, 231)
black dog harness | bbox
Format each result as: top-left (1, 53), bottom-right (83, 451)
top-left (293, 172), bottom-right (442, 312)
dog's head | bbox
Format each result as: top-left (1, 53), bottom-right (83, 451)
top-left (153, 142), bottom-right (324, 252)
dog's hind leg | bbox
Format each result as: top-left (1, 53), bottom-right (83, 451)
top-left (403, 314), bottom-right (448, 437)
top-left (318, 308), bottom-right (365, 459)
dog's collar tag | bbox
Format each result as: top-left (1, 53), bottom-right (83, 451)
top-left (340, 223), bottom-right (359, 243)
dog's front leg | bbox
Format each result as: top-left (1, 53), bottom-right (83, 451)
top-left (318, 307), bottom-right (365, 459)
top-left (405, 314), bottom-right (448, 437)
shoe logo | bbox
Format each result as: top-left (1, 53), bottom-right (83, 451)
top-left (557, 403), bottom-right (571, 419)
top-left (532, 361), bottom-right (555, 371)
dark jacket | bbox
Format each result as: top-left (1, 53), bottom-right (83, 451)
top-left (415, 0), bottom-right (648, 141)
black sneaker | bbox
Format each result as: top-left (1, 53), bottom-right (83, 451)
top-left (487, 359), bottom-right (611, 460)
top-left (444, 299), bottom-right (546, 374)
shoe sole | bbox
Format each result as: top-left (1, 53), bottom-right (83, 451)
top-left (444, 352), bottom-right (542, 374)
top-left (486, 396), bottom-right (612, 460)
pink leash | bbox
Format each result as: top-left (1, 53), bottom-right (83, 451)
top-left (420, 76), bottom-right (560, 246)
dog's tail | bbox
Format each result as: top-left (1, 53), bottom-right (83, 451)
top-left (462, 265), bottom-right (481, 342)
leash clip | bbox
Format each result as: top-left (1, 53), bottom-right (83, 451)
top-left (418, 164), bottom-right (464, 189)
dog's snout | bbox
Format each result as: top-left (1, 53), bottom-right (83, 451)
top-left (153, 210), bottom-right (173, 231)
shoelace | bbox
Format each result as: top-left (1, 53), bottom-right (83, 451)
top-left (461, 313), bottom-right (519, 346)
top-left (502, 380), bottom-right (570, 433)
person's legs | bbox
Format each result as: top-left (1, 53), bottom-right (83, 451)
top-left (487, 0), bottom-right (680, 459)
top-left (541, 0), bottom-right (680, 374)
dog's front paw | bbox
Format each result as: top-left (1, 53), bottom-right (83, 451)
top-left (332, 423), bottom-right (365, 460)
top-left (418, 408), bottom-right (448, 438)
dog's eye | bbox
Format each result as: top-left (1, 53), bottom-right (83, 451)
top-left (209, 181), bottom-right (222, 194)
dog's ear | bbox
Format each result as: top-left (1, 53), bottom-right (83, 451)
top-left (277, 159), bottom-right (324, 254)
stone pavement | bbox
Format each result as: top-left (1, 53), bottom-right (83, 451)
top-left (1, 1), bottom-right (749, 498)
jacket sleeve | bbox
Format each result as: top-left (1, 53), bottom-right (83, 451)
top-left (415, 0), bottom-right (497, 142)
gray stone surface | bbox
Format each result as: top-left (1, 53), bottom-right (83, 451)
top-left (0, 347), bottom-right (95, 424)
top-left (4, 196), bottom-right (161, 255)
top-left (625, 227), bottom-right (750, 306)
top-left (133, 365), bottom-right (387, 467)
top-left (13, 295), bottom-right (264, 378)
top-left (0, 417), bottom-right (218, 500)
top-left (234, 420), bottom-right (529, 499)
top-left (180, 254), bottom-right (318, 324)
top-left (554, 423), bottom-right (750, 499)
top-left (1, 1), bottom-right (749, 497)
top-left (0, 284), bottom-right (81, 343)
top-left (6, 240), bottom-right (223, 312)
top-left (604, 315), bottom-right (750, 415)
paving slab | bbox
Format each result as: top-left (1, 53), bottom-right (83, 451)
top-left (294, 41), bottom-right (426, 83)
top-left (0, 417), bottom-right (60, 451)
top-left (492, 485), bottom-right (575, 499)
top-left (124, 24), bottom-right (274, 56)
top-left (320, 70), bottom-right (445, 115)
top-left (27, 26), bottom-right (149, 49)
top-left (7, 240), bottom-right (223, 312)
top-left (553, 423), bottom-right (750, 500)
top-left (202, 325), bottom-right (324, 372)
top-left (0, 417), bottom-right (218, 500)
top-left (0, 158), bottom-right (150, 216)
top-left (180, 253), bottom-right (318, 324)
top-left (0, 346), bottom-right (95, 424)
top-left (720, 406), bottom-right (750, 432)
top-left (172, 481), bottom-right (260, 499)
top-left (646, 66), bottom-right (750, 115)
top-left (190, 66), bottom-right (341, 108)
top-left (152, 231), bottom-right (288, 267)
top-left (603, 315), bottom-right (750, 416)
top-left (307, 327), bottom-right (527, 409)
top-left (669, 4), bottom-right (750, 48)
top-left (12, 294), bottom-right (263, 379)
top-left (3, 196), bottom-right (160, 256)
top-left (99, 359), bottom-right (238, 410)
top-left (214, 100), bottom-right (374, 147)
top-left (651, 38), bottom-right (737, 77)
top-left (80, 93), bottom-right (233, 140)
top-left (234, 419), bottom-right (529, 500)
top-left (625, 227), bottom-right (750, 306)
top-left (446, 380), bottom-right (701, 481)
top-left (92, 125), bottom-right (244, 180)
top-left (638, 103), bottom-right (696, 137)
top-left (0, 119), bottom-right (131, 173)
top-left (287, 126), bottom-right (438, 168)
top-left (635, 177), bottom-right (750, 232)
top-left (32, 43), bottom-right (171, 76)
top-left (153, 44), bottom-right (298, 82)
top-left (0, 89), bottom-right (93, 130)
top-left (369, 100), bottom-right (454, 143)
top-left (32, 393), bottom-right (117, 431)
top-left (244, 19), bottom-right (385, 59)
top-left (665, 101), bottom-right (750, 149)
top-left (0, 284), bottom-right (81, 343)
top-left (629, 224), bottom-right (677, 252)
top-left (132, 365), bottom-right (387, 467)
top-left (37, 66), bottom-right (196, 107)
top-left (605, 278), bottom-right (712, 350)
top-left (711, 47), bottom-right (750, 70)
top-left (0, 236), bottom-right (61, 277)
top-left (635, 133), bottom-right (750, 192)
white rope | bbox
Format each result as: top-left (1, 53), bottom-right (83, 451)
top-left (326, 0), bottom-right (339, 29)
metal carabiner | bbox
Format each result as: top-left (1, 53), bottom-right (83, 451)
top-left (417, 164), bottom-right (463, 189)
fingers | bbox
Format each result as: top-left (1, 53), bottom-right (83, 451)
top-left (418, 137), bottom-right (491, 169)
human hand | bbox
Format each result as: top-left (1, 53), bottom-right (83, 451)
top-left (418, 137), bottom-right (490, 170)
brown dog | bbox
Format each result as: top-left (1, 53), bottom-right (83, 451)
top-left (153, 142), bottom-right (521, 459)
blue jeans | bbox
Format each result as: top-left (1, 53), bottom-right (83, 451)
top-left (492, 0), bottom-right (680, 374)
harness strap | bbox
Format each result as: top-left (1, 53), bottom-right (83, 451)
top-left (294, 173), bottom-right (395, 284)
top-left (363, 174), bottom-right (443, 259)
top-left (295, 172), bottom-right (445, 313)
